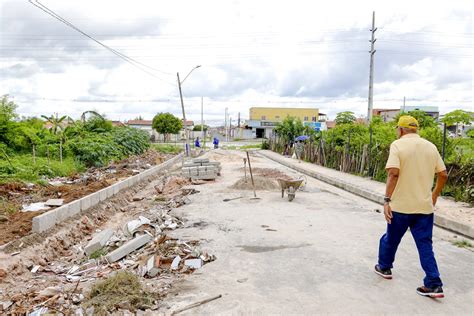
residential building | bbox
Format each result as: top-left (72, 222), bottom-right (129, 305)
top-left (126, 120), bottom-right (158, 139)
top-left (403, 106), bottom-right (439, 119)
top-left (372, 106), bottom-right (440, 121)
top-left (372, 109), bottom-right (400, 122)
top-left (247, 107), bottom-right (322, 138)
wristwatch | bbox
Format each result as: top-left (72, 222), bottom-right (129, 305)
top-left (384, 196), bottom-right (391, 203)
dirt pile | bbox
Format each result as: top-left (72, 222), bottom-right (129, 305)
top-left (239, 167), bottom-right (293, 180)
top-left (231, 176), bottom-right (280, 190)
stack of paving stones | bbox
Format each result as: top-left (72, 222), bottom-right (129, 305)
top-left (182, 158), bottom-right (221, 180)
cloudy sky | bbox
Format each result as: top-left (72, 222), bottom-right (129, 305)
top-left (0, 0), bottom-right (472, 125)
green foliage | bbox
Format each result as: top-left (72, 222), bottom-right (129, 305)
top-left (452, 239), bottom-right (473, 248)
top-left (84, 115), bottom-right (113, 133)
top-left (151, 143), bottom-right (183, 154)
top-left (193, 124), bottom-right (208, 131)
top-left (67, 134), bottom-right (120, 167)
top-left (274, 116), bottom-right (305, 142)
top-left (112, 127), bottom-right (150, 157)
top-left (467, 129), bottom-right (474, 138)
top-left (442, 110), bottom-right (473, 127)
top-left (395, 110), bottom-right (436, 128)
top-left (0, 155), bottom-right (82, 183)
top-left (261, 140), bottom-right (270, 150)
top-left (0, 95), bottom-right (18, 122)
top-left (335, 111), bottom-right (356, 125)
top-left (420, 126), bottom-right (454, 159)
top-left (152, 112), bottom-right (182, 135)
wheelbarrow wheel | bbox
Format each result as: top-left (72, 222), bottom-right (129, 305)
top-left (288, 186), bottom-right (295, 201)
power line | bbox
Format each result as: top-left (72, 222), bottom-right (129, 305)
top-left (28, 0), bottom-right (176, 86)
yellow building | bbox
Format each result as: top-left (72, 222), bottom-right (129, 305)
top-left (249, 107), bottom-right (319, 123)
top-left (248, 107), bottom-right (321, 138)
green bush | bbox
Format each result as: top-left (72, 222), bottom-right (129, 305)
top-left (67, 134), bottom-right (120, 167)
top-left (0, 155), bottom-right (82, 183)
top-left (112, 127), bottom-right (150, 156)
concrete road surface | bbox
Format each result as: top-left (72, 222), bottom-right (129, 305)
top-left (164, 150), bottom-right (473, 315)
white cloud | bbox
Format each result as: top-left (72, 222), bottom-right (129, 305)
top-left (0, 0), bottom-right (472, 123)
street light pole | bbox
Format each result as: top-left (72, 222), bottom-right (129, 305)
top-left (176, 65), bottom-right (201, 156)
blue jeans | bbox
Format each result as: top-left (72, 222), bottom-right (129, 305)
top-left (378, 211), bottom-right (443, 288)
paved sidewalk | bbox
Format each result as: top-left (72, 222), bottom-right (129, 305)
top-left (259, 150), bottom-right (473, 238)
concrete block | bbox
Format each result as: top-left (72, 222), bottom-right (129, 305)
top-left (129, 175), bottom-right (138, 186)
top-left (193, 158), bottom-right (209, 163)
top-left (105, 233), bottom-right (152, 262)
top-left (45, 199), bottom-right (64, 207)
top-left (99, 188), bottom-right (108, 202)
top-left (89, 191), bottom-right (100, 207)
top-left (85, 228), bottom-right (114, 256)
top-left (184, 258), bottom-right (203, 269)
top-left (105, 186), bottom-right (114, 198)
top-left (80, 196), bottom-right (92, 211)
top-left (146, 255), bottom-right (161, 277)
top-left (111, 183), bottom-right (120, 195)
top-left (68, 199), bottom-right (81, 216)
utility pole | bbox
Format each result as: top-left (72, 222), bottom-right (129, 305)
top-left (230, 117), bottom-right (232, 140)
top-left (177, 72), bottom-right (188, 155)
top-left (224, 107), bottom-right (228, 142)
top-left (201, 96), bottom-right (204, 143)
top-left (403, 96), bottom-right (406, 112)
top-left (238, 112), bottom-right (240, 128)
top-left (367, 11), bottom-right (377, 123)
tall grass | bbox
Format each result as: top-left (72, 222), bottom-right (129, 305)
top-left (0, 154), bottom-right (84, 183)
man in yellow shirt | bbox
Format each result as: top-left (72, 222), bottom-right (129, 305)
top-left (374, 115), bottom-right (448, 298)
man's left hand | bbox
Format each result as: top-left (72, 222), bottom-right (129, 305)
top-left (384, 203), bottom-right (393, 224)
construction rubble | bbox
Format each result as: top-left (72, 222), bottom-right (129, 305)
top-left (182, 158), bottom-right (222, 180)
top-left (0, 182), bottom-right (215, 315)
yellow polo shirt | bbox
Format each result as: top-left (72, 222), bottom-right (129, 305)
top-left (385, 134), bottom-right (446, 214)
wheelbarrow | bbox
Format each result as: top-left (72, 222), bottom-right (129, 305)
top-left (277, 178), bottom-right (304, 202)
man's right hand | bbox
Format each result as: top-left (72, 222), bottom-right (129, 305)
top-left (384, 202), bottom-right (393, 224)
top-left (432, 193), bottom-right (439, 207)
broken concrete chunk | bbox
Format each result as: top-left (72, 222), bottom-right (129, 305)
top-left (184, 259), bottom-right (203, 269)
top-left (171, 256), bottom-right (181, 270)
top-left (105, 234), bottom-right (152, 263)
top-left (44, 199), bottom-right (64, 207)
top-left (21, 202), bottom-right (50, 212)
top-left (84, 229), bottom-right (114, 256)
top-left (31, 265), bottom-right (40, 273)
top-left (146, 255), bottom-right (161, 277)
top-left (124, 216), bottom-right (151, 236)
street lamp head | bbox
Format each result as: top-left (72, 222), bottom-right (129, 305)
top-left (196, 65), bottom-right (201, 69)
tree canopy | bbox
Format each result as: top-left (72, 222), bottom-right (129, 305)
top-left (441, 110), bottom-right (473, 127)
top-left (335, 111), bottom-right (356, 125)
top-left (274, 116), bottom-right (304, 142)
top-left (152, 112), bottom-right (183, 135)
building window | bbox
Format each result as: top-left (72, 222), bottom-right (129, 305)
top-left (312, 116), bottom-right (317, 122)
top-left (275, 115), bottom-right (280, 119)
top-left (304, 116), bottom-right (309, 121)
top-left (261, 115), bottom-right (266, 120)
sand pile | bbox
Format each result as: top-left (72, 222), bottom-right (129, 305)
top-left (230, 176), bottom-right (280, 191)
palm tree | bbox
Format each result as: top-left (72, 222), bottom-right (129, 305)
top-left (41, 113), bottom-right (74, 163)
top-left (80, 110), bottom-right (104, 123)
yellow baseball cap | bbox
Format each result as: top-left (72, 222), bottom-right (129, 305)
top-left (397, 115), bottom-right (419, 129)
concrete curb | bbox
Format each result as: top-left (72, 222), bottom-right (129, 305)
top-left (259, 150), bottom-right (474, 239)
top-left (32, 153), bottom-right (183, 233)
